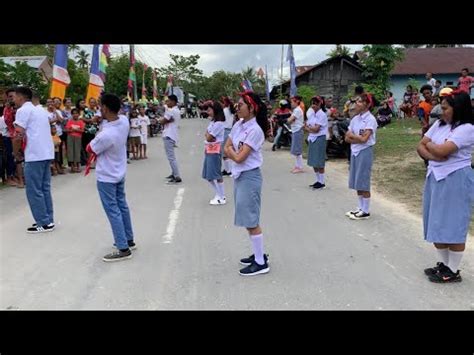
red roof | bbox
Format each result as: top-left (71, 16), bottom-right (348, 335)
top-left (391, 48), bottom-right (474, 75)
top-left (296, 65), bottom-right (315, 74)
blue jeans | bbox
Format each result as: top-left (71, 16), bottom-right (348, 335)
top-left (24, 160), bottom-right (54, 226)
top-left (273, 126), bottom-right (283, 147)
top-left (97, 179), bottom-right (134, 250)
top-left (3, 136), bottom-right (15, 177)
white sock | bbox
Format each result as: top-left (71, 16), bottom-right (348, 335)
top-left (362, 198), bottom-right (370, 214)
top-left (296, 155), bottom-right (303, 169)
top-left (318, 173), bottom-right (325, 184)
top-left (358, 196), bottom-right (363, 210)
top-left (314, 172), bottom-right (319, 183)
top-left (208, 180), bottom-right (218, 197)
top-left (250, 233), bottom-right (265, 265)
top-left (436, 248), bottom-right (449, 264)
top-left (447, 250), bottom-right (463, 273)
top-left (224, 159), bottom-right (230, 172)
top-left (216, 182), bottom-right (225, 199)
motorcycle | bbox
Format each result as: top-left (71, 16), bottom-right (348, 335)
top-left (326, 117), bottom-right (350, 159)
top-left (271, 114), bottom-right (292, 151)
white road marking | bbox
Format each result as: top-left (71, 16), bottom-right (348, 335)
top-left (162, 187), bottom-right (185, 244)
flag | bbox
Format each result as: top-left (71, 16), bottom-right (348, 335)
top-left (50, 44), bottom-right (71, 101)
top-left (241, 79), bottom-right (253, 91)
top-left (152, 69), bottom-right (158, 101)
top-left (99, 44), bottom-right (110, 83)
top-left (286, 44), bottom-right (297, 97)
top-left (128, 45), bottom-right (136, 102)
top-left (141, 63), bottom-right (148, 102)
top-left (265, 65), bottom-right (270, 102)
top-left (165, 74), bottom-right (173, 96)
top-left (85, 45), bottom-right (104, 104)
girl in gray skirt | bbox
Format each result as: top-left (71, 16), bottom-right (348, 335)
top-left (304, 96), bottom-right (328, 189)
top-left (202, 100), bottom-right (226, 205)
top-left (224, 91), bottom-right (270, 276)
top-left (287, 95), bottom-right (305, 173)
top-left (417, 91), bottom-right (474, 283)
top-left (344, 94), bottom-right (378, 220)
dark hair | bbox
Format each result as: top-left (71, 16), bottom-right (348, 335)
top-left (440, 92), bottom-right (473, 127)
top-left (52, 97), bottom-right (61, 102)
top-left (311, 96), bottom-right (326, 112)
top-left (6, 87), bottom-right (16, 95)
top-left (63, 97), bottom-right (71, 104)
top-left (436, 80), bottom-right (442, 85)
top-left (14, 86), bottom-right (32, 101)
top-left (75, 98), bottom-right (84, 109)
top-left (291, 95), bottom-right (302, 103)
top-left (168, 94), bottom-right (178, 102)
top-left (461, 68), bottom-right (469, 72)
top-left (130, 110), bottom-right (138, 117)
top-left (71, 108), bottom-right (79, 115)
top-left (100, 93), bottom-right (121, 114)
top-left (32, 91), bottom-right (40, 100)
top-left (241, 91), bottom-right (270, 138)
top-left (359, 93), bottom-right (375, 110)
top-left (355, 85), bottom-right (364, 95)
top-left (222, 97), bottom-right (236, 114)
top-left (420, 84), bottom-right (433, 94)
top-left (208, 101), bottom-right (225, 122)
top-left (406, 85), bottom-right (413, 90)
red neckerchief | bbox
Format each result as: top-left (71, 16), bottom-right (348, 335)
top-left (84, 143), bottom-right (97, 176)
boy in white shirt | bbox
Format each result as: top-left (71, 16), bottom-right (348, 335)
top-left (88, 93), bottom-right (136, 262)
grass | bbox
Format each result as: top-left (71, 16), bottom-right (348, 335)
top-left (372, 118), bottom-right (473, 235)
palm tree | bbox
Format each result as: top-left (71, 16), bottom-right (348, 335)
top-left (241, 66), bottom-right (257, 84)
top-left (327, 45), bottom-right (351, 58)
top-left (76, 50), bottom-right (89, 69)
top-left (68, 44), bottom-right (80, 57)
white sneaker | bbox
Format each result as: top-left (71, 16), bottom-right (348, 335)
top-left (210, 197), bottom-right (226, 205)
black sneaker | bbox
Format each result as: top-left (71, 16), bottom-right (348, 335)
top-left (239, 260), bottom-right (270, 276)
top-left (349, 211), bottom-right (370, 220)
top-left (102, 249), bottom-right (132, 262)
top-left (240, 253), bottom-right (269, 266)
top-left (424, 262), bottom-right (449, 276)
top-left (166, 177), bottom-right (182, 184)
top-left (113, 241), bottom-right (137, 251)
top-left (311, 182), bottom-right (326, 190)
top-left (428, 268), bottom-right (462, 283)
top-left (165, 174), bottom-right (174, 180)
top-left (309, 182), bottom-right (318, 188)
top-left (272, 145), bottom-right (276, 151)
top-left (32, 222), bottom-right (55, 228)
top-left (222, 170), bottom-right (231, 176)
top-left (27, 224), bottom-right (55, 234)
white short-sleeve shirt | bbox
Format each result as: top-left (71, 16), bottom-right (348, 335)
top-left (223, 107), bottom-right (234, 129)
top-left (14, 102), bottom-right (54, 162)
top-left (206, 121), bottom-right (225, 144)
top-left (307, 108), bottom-right (328, 142)
top-left (291, 106), bottom-right (304, 132)
top-left (348, 111), bottom-right (378, 156)
top-left (163, 106), bottom-right (181, 143)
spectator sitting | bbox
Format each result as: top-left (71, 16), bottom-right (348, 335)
top-left (376, 102), bottom-right (393, 127)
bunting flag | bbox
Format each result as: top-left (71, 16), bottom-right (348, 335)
top-left (50, 44), bottom-right (71, 101)
top-left (286, 44), bottom-right (297, 97)
top-left (128, 45), bottom-right (136, 102)
top-left (99, 44), bottom-right (110, 83)
top-left (240, 79), bottom-right (253, 91)
top-left (141, 63), bottom-right (147, 102)
top-left (85, 44), bottom-right (104, 104)
top-left (152, 69), bottom-right (158, 101)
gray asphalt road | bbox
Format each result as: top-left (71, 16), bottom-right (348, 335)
top-left (1, 118), bottom-right (473, 310)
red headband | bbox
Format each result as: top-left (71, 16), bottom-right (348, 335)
top-left (239, 91), bottom-right (259, 114)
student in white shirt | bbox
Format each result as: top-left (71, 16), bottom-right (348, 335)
top-left (138, 106), bottom-right (150, 159)
top-left (46, 98), bottom-right (65, 174)
top-left (128, 110), bottom-right (141, 160)
top-left (224, 91), bottom-right (270, 276)
top-left (344, 93), bottom-right (378, 220)
top-left (13, 87), bottom-right (55, 234)
top-left (202, 100), bottom-right (226, 205)
top-left (426, 72), bottom-right (437, 88)
top-left (304, 96), bottom-right (328, 189)
top-left (417, 91), bottom-right (474, 283)
top-left (159, 94), bottom-right (182, 184)
top-left (88, 93), bottom-right (136, 262)
top-left (287, 95), bottom-right (305, 173)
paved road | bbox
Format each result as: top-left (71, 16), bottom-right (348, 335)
top-left (1, 118), bottom-right (473, 310)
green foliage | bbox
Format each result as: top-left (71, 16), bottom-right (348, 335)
top-left (327, 45), bottom-right (351, 58)
top-left (103, 54), bottom-right (130, 98)
top-left (75, 50), bottom-right (89, 70)
top-left (0, 59), bottom-right (48, 99)
top-left (297, 85), bottom-right (316, 110)
top-left (65, 59), bottom-right (89, 103)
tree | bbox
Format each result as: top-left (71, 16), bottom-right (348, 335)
top-left (75, 50), bottom-right (89, 69)
top-left (359, 45), bottom-right (404, 102)
top-left (65, 59), bottom-right (89, 104)
top-left (103, 54), bottom-right (132, 98)
top-left (0, 44), bottom-right (54, 60)
top-left (0, 60), bottom-right (48, 99)
top-left (156, 54), bottom-right (203, 91)
top-left (327, 45), bottom-right (351, 58)
top-left (297, 85), bottom-right (316, 110)
top-left (68, 44), bottom-right (80, 58)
